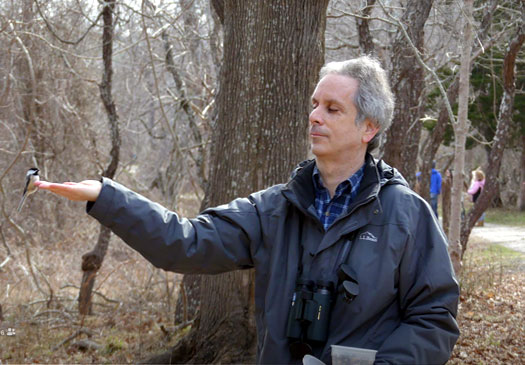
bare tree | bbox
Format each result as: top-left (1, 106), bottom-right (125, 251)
top-left (78, 0), bottom-right (120, 315)
top-left (447, 0), bottom-right (474, 274)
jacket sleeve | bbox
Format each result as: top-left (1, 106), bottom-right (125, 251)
top-left (374, 201), bottom-right (460, 365)
top-left (86, 178), bottom-right (261, 274)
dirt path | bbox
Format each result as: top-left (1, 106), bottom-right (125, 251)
top-left (469, 223), bottom-right (525, 253)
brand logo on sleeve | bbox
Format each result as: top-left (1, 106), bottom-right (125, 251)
top-left (359, 231), bottom-right (378, 242)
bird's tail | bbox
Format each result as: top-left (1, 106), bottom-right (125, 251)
top-left (17, 195), bottom-right (27, 212)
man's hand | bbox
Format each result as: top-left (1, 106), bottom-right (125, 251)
top-left (34, 180), bottom-right (102, 202)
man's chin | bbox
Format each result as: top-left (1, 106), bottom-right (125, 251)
top-left (310, 145), bottom-right (328, 158)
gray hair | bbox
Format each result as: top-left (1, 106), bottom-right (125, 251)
top-left (319, 56), bottom-right (394, 151)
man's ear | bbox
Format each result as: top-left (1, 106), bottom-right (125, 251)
top-left (362, 120), bottom-right (380, 143)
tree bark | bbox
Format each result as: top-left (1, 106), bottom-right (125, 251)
top-left (448, 0), bottom-right (474, 276)
top-left (441, 170), bottom-right (452, 237)
top-left (78, 0), bottom-right (120, 315)
top-left (519, 135), bottom-right (525, 211)
top-left (149, 1), bottom-right (329, 363)
top-left (356, 0), bottom-right (377, 56)
top-left (460, 19), bottom-right (525, 256)
top-left (383, 0), bottom-right (433, 188)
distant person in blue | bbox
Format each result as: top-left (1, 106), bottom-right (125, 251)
top-left (430, 161), bottom-right (442, 218)
top-left (415, 162), bottom-right (443, 217)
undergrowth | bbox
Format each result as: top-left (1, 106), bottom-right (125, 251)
top-left (0, 218), bottom-right (187, 363)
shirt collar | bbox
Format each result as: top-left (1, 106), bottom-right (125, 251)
top-left (312, 163), bottom-right (365, 195)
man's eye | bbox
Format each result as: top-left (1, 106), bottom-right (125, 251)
top-left (328, 107), bottom-right (338, 113)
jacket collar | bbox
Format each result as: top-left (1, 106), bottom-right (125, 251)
top-left (282, 154), bottom-right (407, 232)
top-left (281, 159), bottom-right (317, 219)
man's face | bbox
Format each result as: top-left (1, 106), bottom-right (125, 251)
top-left (309, 74), bottom-right (378, 161)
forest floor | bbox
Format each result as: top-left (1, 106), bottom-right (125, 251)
top-left (1, 211), bottom-right (524, 364)
top-left (448, 221), bottom-right (525, 364)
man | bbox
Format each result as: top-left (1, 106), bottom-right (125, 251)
top-left (430, 161), bottom-right (443, 218)
top-left (36, 56), bottom-right (459, 364)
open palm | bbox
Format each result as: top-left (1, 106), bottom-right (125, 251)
top-left (34, 180), bottom-right (102, 202)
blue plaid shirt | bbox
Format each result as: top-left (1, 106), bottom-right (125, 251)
top-left (313, 164), bottom-right (365, 230)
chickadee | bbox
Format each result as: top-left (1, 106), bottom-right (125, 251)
top-left (18, 168), bottom-right (40, 212)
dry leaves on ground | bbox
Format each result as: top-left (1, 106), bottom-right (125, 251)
top-left (449, 241), bottom-right (525, 364)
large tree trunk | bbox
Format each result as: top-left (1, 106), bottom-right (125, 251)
top-left (460, 20), bottom-right (525, 256)
top-left (448, 0), bottom-right (474, 275)
top-left (78, 0), bottom-right (120, 315)
top-left (151, 1), bottom-right (329, 363)
top-left (383, 0), bottom-right (433, 188)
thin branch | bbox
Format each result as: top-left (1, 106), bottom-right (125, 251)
top-left (0, 256), bottom-right (10, 270)
top-left (15, 29), bottom-right (146, 61)
top-left (329, 8), bottom-right (396, 25)
top-left (180, 142), bottom-right (209, 152)
top-left (137, 117), bottom-right (167, 139)
top-left (23, 238), bottom-right (48, 298)
top-left (60, 54), bottom-right (97, 84)
top-left (52, 328), bottom-right (95, 351)
top-left (34, 0), bottom-right (103, 46)
top-left (33, 309), bottom-right (74, 320)
top-left (0, 223), bottom-right (12, 257)
top-left (61, 284), bottom-right (120, 304)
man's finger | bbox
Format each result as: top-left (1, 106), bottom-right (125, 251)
top-left (34, 181), bottom-right (52, 189)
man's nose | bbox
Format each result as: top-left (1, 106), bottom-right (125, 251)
top-left (309, 107), bottom-right (323, 125)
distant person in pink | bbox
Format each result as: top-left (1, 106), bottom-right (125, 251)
top-left (468, 169), bottom-right (485, 226)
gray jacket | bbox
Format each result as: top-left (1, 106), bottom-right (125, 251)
top-left (87, 154), bottom-right (459, 364)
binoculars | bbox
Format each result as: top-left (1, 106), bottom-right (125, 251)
top-left (286, 278), bottom-right (334, 342)
top-left (286, 264), bottom-right (359, 358)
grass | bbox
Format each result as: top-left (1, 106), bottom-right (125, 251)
top-left (480, 243), bottom-right (525, 260)
top-left (485, 208), bottom-right (525, 227)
